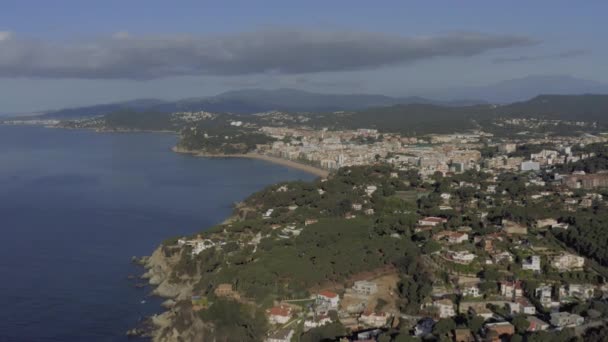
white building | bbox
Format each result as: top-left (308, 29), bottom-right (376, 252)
top-left (550, 312), bottom-right (584, 328)
top-left (462, 285), bottom-right (481, 298)
top-left (552, 253), bottom-right (584, 271)
top-left (501, 281), bottom-right (523, 299)
top-left (359, 311), bottom-right (388, 327)
top-left (522, 255), bottom-right (541, 272)
top-left (316, 291), bottom-right (340, 309)
top-left (433, 299), bottom-right (456, 318)
top-left (353, 280), bottom-right (378, 295)
top-left (303, 316), bottom-right (331, 331)
top-left (521, 160), bottom-right (541, 171)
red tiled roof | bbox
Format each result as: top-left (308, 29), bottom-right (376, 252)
top-left (318, 290), bottom-right (338, 298)
top-left (267, 306), bottom-right (291, 317)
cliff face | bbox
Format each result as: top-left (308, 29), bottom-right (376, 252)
top-left (142, 245), bottom-right (202, 342)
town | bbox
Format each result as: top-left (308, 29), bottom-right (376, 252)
top-left (135, 110), bottom-right (608, 342)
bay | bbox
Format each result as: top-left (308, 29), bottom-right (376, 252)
top-left (0, 125), bottom-right (314, 342)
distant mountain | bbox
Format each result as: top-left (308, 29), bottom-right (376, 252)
top-left (40, 98), bottom-right (167, 119)
top-left (425, 75), bottom-right (608, 103)
top-left (498, 94), bottom-right (608, 122)
top-left (36, 89), bottom-right (483, 119)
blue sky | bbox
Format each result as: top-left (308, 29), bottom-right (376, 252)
top-left (1, 0), bottom-right (607, 112)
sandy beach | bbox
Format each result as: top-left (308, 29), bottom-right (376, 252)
top-left (171, 147), bottom-right (330, 178)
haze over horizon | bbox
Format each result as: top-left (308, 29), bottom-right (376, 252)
top-left (1, 0), bottom-right (607, 112)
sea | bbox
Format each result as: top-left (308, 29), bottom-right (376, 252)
top-left (0, 125), bottom-right (315, 342)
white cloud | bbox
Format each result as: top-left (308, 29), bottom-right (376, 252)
top-left (0, 31), bottom-right (13, 41)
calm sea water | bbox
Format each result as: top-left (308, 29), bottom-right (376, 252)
top-left (0, 125), bottom-right (314, 342)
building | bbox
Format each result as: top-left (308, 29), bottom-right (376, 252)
top-left (552, 253), bottom-right (585, 271)
top-left (550, 312), bottom-right (584, 328)
top-left (434, 231), bottom-right (469, 244)
top-left (304, 315), bottom-right (332, 331)
top-left (522, 255), bottom-right (541, 272)
top-left (418, 216), bottom-right (448, 227)
top-left (527, 316), bottom-right (550, 332)
top-left (521, 160), bottom-right (541, 171)
top-left (266, 328), bottom-right (295, 342)
top-left (359, 311), bottom-right (388, 327)
top-left (500, 281), bottom-right (523, 299)
top-left (214, 283), bottom-right (240, 300)
top-left (316, 290), bottom-right (340, 309)
top-left (484, 322), bottom-right (515, 341)
top-left (563, 172), bottom-right (608, 189)
top-left (535, 285), bottom-right (555, 307)
top-left (266, 305), bottom-right (293, 325)
top-left (503, 220), bottom-right (528, 235)
top-left (433, 299), bottom-right (456, 318)
top-left (462, 285), bottom-right (481, 298)
top-left (559, 283), bottom-right (595, 301)
top-left (499, 143), bottom-right (517, 154)
top-left (453, 328), bottom-right (475, 342)
top-left (448, 251), bottom-right (476, 264)
top-left (353, 280), bottom-right (378, 296)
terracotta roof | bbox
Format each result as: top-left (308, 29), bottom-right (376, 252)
top-left (318, 290), bottom-right (338, 298)
top-left (267, 306), bottom-right (291, 317)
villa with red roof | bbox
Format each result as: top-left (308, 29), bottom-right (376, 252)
top-left (316, 290), bottom-right (340, 309)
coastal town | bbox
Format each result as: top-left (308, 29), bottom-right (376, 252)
top-left (119, 108), bottom-right (608, 342)
top-left (5, 96), bottom-right (608, 342)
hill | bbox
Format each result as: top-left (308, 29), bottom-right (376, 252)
top-left (35, 89), bottom-right (483, 119)
top-left (425, 75), bottom-right (608, 103)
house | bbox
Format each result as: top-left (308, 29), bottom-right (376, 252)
top-left (303, 315), bottom-right (331, 331)
top-left (365, 185), bottom-right (377, 196)
top-left (512, 298), bottom-right (536, 315)
top-left (484, 322), bottom-right (514, 341)
top-left (214, 283), bottom-right (240, 300)
top-left (527, 316), bottom-right (550, 332)
top-left (304, 218), bottom-right (318, 226)
top-left (353, 280), bottom-right (378, 296)
top-left (453, 328), bottom-right (475, 342)
top-left (266, 305), bottom-right (293, 325)
top-left (559, 283), bottom-right (595, 301)
top-left (433, 299), bottom-right (456, 318)
top-left (434, 231), bottom-right (469, 244)
top-left (536, 218), bottom-right (558, 228)
top-left (500, 281), bottom-right (523, 299)
top-left (522, 255), bottom-right (541, 272)
top-left (492, 251), bottom-right (514, 263)
top-left (535, 284), bottom-right (557, 307)
top-left (448, 251), bottom-right (476, 264)
top-left (418, 216), bottom-right (448, 227)
top-left (550, 312), bottom-right (584, 328)
top-left (359, 311), bottom-right (388, 327)
top-left (316, 290), bottom-right (340, 309)
top-left (552, 253), bottom-right (585, 271)
top-left (352, 203), bottom-right (363, 211)
top-left (266, 328), bottom-right (295, 342)
top-left (364, 208), bottom-right (375, 215)
top-left (263, 208), bottom-right (274, 219)
top-left (503, 220), bottom-right (528, 235)
top-left (462, 285), bottom-right (481, 298)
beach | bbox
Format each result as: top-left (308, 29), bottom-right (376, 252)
top-left (172, 147), bottom-right (330, 178)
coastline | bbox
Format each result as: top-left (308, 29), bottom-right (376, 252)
top-left (171, 146), bottom-right (330, 178)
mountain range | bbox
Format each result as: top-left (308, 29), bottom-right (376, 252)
top-left (24, 75), bottom-right (608, 119)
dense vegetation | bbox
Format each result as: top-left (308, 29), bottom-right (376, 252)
top-left (103, 110), bottom-right (176, 131)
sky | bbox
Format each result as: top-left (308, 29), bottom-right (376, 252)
top-left (1, 0), bottom-right (607, 113)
